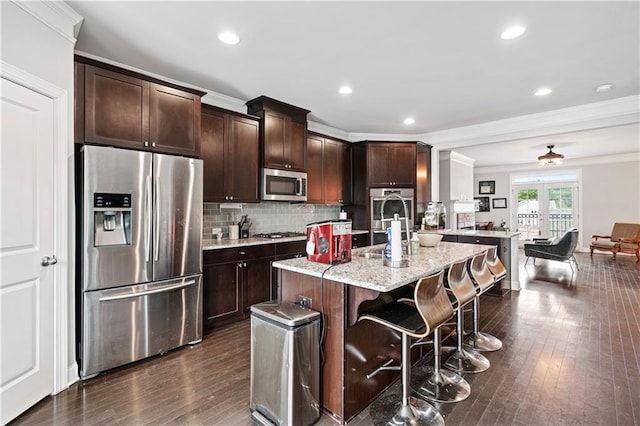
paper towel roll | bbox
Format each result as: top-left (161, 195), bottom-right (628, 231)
top-left (391, 220), bottom-right (402, 262)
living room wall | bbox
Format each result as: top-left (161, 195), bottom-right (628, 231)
top-left (474, 158), bottom-right (640, 254)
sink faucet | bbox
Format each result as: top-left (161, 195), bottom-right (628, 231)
top-left (380, 193), bottom-right (412, 256)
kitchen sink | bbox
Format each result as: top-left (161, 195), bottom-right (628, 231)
top-left (358, 250), bottom-right (383, 259)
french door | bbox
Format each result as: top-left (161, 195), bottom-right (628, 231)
top-left (513, 182), bottom-right (579, 242)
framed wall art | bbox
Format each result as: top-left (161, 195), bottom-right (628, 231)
top-left (492, 197), bottom-right (507, 209)
top-left (478, 180), bottom-right (495, 195)
top-left (475, 196), bottom-right (490, 212)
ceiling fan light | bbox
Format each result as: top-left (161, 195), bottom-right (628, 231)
top-left (537, 144), bottom-right (565, 166)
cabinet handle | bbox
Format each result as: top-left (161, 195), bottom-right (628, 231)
top-left (152, 142), bottom-right (156, 148)
top-left (243, 262), bottom-right (247, 267)
top-left (229, 195), bottom-right (233, 200)
top-left (239, 251), bottom-right (246, 255)
top-left (144, 141), bottom-right (149, 147)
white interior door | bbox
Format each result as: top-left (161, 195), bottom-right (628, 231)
top-left (1, 77), bottom-right (55, 424)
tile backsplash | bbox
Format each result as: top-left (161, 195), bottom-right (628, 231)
top-left (203, 202), bottom-right (341, 238)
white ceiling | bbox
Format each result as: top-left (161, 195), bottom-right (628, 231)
top-left (67, 1), bottom-right (640, 167)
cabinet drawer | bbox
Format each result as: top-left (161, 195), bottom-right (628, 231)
top-left (275, 240), bottom-right (306, 257)
top-left (203, 244), bottom-right (275, 265)
top-left (352, 233), bottom-right (370, 248)
top-left (457, 236), bottom-right (500, 246)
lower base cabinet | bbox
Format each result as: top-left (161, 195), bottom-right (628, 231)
top-left (203, 240), bottom-right (306, 333)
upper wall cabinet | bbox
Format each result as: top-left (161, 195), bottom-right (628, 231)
top-left (201, 105), bottom-right (260, 203)
top-left (306, 133), bottom-right (351, 205)
top-left (75, 58), bottom-right (204, 157)
top-left (366, 142), bottom-right (417, 187)
top-left (246, 96), bottom-right (310, 172)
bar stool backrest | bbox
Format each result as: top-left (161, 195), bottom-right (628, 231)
top-left (446, 259), bottom-right (477, 306)
top-left (485, 246), bottom-right (507, 280)
top-left (414, 270), bottom-right (454, 335)
top-left (469, 251), bottom-right (495, 292)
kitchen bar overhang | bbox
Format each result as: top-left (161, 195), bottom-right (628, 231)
top-left (272, 241), bottom-right (494, 424)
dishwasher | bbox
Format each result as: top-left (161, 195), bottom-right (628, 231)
top-left (250, 301), bottom-right (321, 426)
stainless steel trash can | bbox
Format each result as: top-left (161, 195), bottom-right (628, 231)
top-left (250, 301), bottom-right (321, 426)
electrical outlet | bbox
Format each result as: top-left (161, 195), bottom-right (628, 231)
top-left (297, 295), bottom-right (312, 309)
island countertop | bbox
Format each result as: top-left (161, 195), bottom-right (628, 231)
top-left (272, 241), bottom-right (494, 292)
top-left (430, 229), bottom-right (521, 239)
top-left (202, 229), bottom-right (368, 250)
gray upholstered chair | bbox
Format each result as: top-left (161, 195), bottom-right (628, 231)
top-left (524, 228), bottom-right (579, 273)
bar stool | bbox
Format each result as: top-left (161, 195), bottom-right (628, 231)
top-left (358, 271), bottom-right (448, 425)
top-left (442, 259), bottom-right (490, 374)
top-left (486, 246), bottom-right (507, 282)
top-left (403, 271), bottom-right (471, 404)
top-left (465, 251), bottom-right (502, 352)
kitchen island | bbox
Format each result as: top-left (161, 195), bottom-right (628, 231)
top-left (272, 241), bottom-right (493, 424)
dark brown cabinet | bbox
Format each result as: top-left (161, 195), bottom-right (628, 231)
top-left (306, 133), bottom-right (351, 205)
top-left (201, 105), bottom-right (259, 203)
top-left (76, 58), bottom-right (203, 157)
top-left (367, 142), bottom-right (416, 187)
top-left (203, 245), bottom-right (275, 332)
top-left (246, 96), bottom-right (309, 171)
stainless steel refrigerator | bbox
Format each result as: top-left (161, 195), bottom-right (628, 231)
top-left (77, 145), bottom-right (203, 379)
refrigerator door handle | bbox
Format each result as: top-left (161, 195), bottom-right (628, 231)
top-left (144, 176), bottom-right (152, 263)
top-left (153, 177), bottom-right (160, 262)
top-left (98, 279), bottom-right (196, 302)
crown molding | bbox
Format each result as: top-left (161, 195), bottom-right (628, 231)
top-left (13, 0), bottom-right (83, 44)
top-left (346, 132), bottom-right (425, 142)
top-left (474, 152), bottom-right (639, 175)
top-left (439, 150), bottom-right (475, 166)
top-left (201, 91), bottom-right (247, 114)
top-left (307, 121), bottom-right (351, 141)
top-left (426, 95), bottom-right (640, 150)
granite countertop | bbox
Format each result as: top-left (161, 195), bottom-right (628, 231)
top-left (427, 229), bottom-right (521, 239)
top-left (272, 241), bottom-right (493, 292)
top-left (203, 229), bottom-right (369, 251)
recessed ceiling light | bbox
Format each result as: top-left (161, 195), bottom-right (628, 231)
top-left (501, 26), bottom-right (526, 40)
top-left (338, 86), bottom-right (352, 95)
top-left (595, 83), bottom-right (614, 93)
top-left (218, 31), bottom-right (239, 45)
top-left (403, 117), bottom-right (415, 125)
top-left (534, 87), bottom-right (552, 97)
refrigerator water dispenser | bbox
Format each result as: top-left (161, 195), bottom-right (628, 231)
top-left (93, 193), bottom-right (131, 246)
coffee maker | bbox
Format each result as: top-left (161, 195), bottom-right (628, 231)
top-left (306, 220), bottom-right (352, 264)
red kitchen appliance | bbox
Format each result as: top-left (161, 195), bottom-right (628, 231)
top-left (306, 220), bottom-right (352, 264)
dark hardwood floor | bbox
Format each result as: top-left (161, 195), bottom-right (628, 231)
top-left (12, 251), bottom-right (640, 425)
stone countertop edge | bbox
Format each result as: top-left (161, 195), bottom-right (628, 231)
top-left (202, 229), bottom-right (369, 251)
top-left (272, 241), bottom-right (495, 292)
top-left (426, 229), bottom-right (521, 239)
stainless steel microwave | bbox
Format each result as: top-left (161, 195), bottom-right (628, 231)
top-left (262, 168), bottom-right (307, 202)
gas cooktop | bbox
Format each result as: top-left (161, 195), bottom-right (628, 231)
top-left (253, 231), bottom-right (306, 239)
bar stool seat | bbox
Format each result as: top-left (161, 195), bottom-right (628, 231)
top-left (466, 250), bottom-right (503, 352)
top-left (359, 271), bottom-right (451, 425)
top-left (442, 259), bottom-right (490, 374)
top-left (403, 271), bottom-right (471, 404)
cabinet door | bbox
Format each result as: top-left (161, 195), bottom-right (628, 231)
top-left (367, 144), bottom-right (391, 187)
top-left (149, 83), bottom-right (200, 157)
top-left (203, 262), bottom-right (243, 331)
top-left (74, 62), bottom-right (85, 144)
top-left (201, 110), bottom-right (226, 202)
top-left (391, 144), bottom-right (417, 187)
top-left (340, 142), bottom-right (351, 204)
top-left (228, 115), bottom-right (260, 202)
top-left (263, 111), bottom-right (286, 168)
top-left (324, 139), bottom-right (341, 204)
top-left (306, 135), bottom-right (324, 203)
top-left (244, 257), bottom-right (274, 314)
top-left (84, 65), bottom-right (149, 149)
top-left (285, 119), bottom-right (307, 171)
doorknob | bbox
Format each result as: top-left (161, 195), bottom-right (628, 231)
top-left (41, 255), bottom-right (58, 266)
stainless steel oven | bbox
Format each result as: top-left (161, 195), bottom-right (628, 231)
top-left (370, 188), bottom-right (414, 245)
